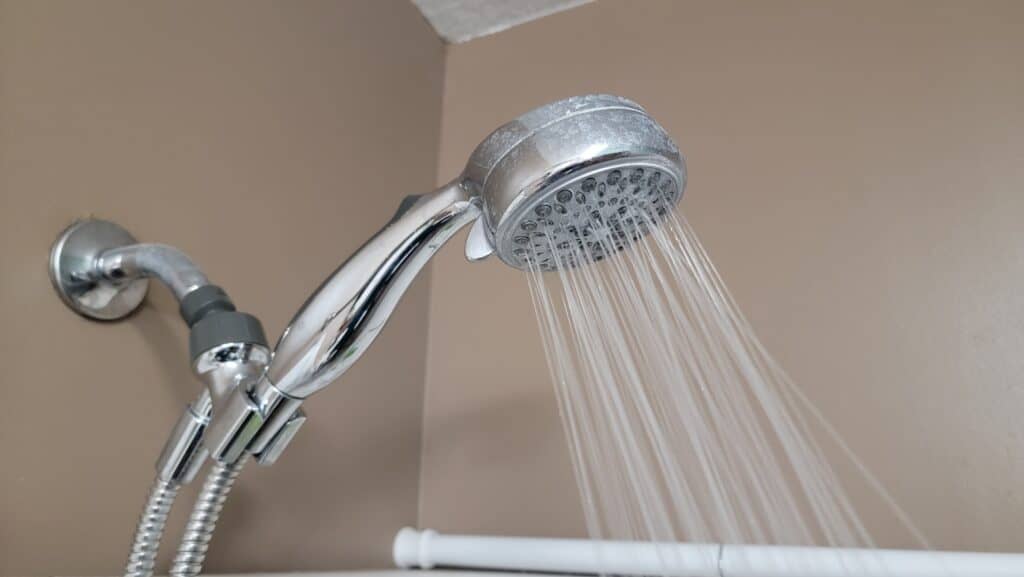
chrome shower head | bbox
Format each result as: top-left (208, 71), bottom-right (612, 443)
top-left (205, 94), bottom-right (687, 464)
top-left (463, 94), bottom-right (685, 271)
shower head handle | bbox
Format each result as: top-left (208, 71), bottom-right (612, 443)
top-left (204, 181), bottom-right (481, 464)
top-left (265, 180), bottom-right (481, 399)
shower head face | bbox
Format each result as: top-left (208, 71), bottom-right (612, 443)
top-left (464, 95), bottom-right (686, 271)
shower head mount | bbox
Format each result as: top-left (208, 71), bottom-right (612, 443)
top-left (49, 219), bottom-right (151, 320)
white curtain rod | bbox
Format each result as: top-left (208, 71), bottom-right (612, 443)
top-left (393, 528), bottom-right (1023, 577)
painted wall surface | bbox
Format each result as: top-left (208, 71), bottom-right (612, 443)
top-left (0, 1), bottom-right (444, 574)
top-left (421, 0), bottom-right (1024, 551)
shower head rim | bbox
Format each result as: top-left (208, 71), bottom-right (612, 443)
top-left (464, 95), bottom-right (649, 192)
top-left (462, 94), bottom-right (684, 270)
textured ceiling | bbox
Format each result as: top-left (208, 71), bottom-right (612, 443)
top-left (412, 0), bottom-right (593, 43)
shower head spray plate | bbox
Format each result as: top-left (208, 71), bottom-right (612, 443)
top-left (462, 94), bottom-right (685, 271)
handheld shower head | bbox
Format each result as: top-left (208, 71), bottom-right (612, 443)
top-left (464, 94), bottom-right (685, 271)
top-left (205, 95), bottom-right (686, 463)
top-left (272, 94), bottom-right (683, 399)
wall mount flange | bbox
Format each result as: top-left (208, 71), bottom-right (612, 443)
top-left (49, 218), bottom-right (149, 321)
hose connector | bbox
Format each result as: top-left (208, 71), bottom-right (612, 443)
top-left (156, 400), bottom-right (211, 484)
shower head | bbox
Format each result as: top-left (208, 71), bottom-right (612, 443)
top-left (463, 94), bottom-right (686, 271)
top-left (265, 94), bottom-right (684, 398)
top-left (205, 94), bottom-right (686, 463)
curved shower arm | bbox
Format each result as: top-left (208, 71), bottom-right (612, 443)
top-left (96, 243), bottom-right (210, 303)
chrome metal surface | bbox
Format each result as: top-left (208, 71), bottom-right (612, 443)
top-left (152, 344), bottom-right (268, 484)
top-left (461, 94), bottom-right (685, 270)
top-left (98, 244), bottom-right (209, 302)
top-left (203, 383), bottom-right (266, 464)
top-left (170, 455), bottom-right (248, 577)
top-left (50, 218), bottom-right (215, 319)
top-left (254, 410), bottom-right (307, 466)
top-left (188, 342), bottom-right (271, 467)
top-left (203, 182), bottom-right (481, 462)
top-left (245, 378), bottom-right (303, 457)
top-left (156, 398), bottom-right (211, 484)
top-left (50, 219), bottom-right (262, 577)
top-left (265, 95), bottom-right (681, 395)
top-left (200, 94), bottom-right (685, 472)
top-left (266, 180), bottom-right (481, 399)
top-left (193, 343), bottom-right (272, 408)
top-left (147, 94), bottom-right (686, 577)
top-left (49, 219), bottom-right (150, 320)
top-left (124, 477), bottom-right (179, 577)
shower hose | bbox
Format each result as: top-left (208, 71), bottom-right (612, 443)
top-left (124, 477), bottom-right (180, 577)
top-left (169, 455), bottom-right (249, 577)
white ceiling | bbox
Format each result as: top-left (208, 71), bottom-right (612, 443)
top-left (412, 0), bottom-right (593, 44)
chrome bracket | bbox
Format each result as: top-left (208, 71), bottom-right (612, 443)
top-left (254, 409), bottom-right (307, 466)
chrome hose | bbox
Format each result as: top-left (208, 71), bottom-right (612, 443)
top-left (169, 456), bottom-right (249, 577)
top-left (125, 477), bottom-right (180, 577)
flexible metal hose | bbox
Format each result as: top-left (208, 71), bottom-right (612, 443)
top-left (169, 456), bottom-right (249, 577)
top-left (125, 477), bottom-right (180, 577)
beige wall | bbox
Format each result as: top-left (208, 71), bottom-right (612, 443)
top-left (422, 0), bottom-right (1024, 552)
top-left (0, 1), bottom-right (444, 575)
top-left (3, 1), bottom-right (1024, 574)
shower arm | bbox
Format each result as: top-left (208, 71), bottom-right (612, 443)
top-left (204, 181), bottom-right (482, 466)
top-left (95, 243), bottom-right (210, 302)
top-left (49, 220), bottom-right (270, 482)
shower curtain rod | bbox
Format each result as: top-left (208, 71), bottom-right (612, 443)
top-left (393, 528), bottom-right (1023, 577)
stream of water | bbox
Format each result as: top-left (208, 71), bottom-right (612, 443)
top-left (524, 197), bottom-right (929, 573)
